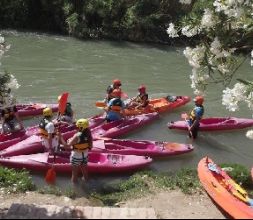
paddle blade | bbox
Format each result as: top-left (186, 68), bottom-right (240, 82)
top-left (45, 167), bottom-right (56, 184)
top-left (95, 101), bottom-right (106, 108)
top-left (58, 92), bottom-right (69, 115)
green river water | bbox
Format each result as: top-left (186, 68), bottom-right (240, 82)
top-left (1, 31), bottom-right (253, 190)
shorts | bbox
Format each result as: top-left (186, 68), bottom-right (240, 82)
top-left (70, 150), bottom-right (89, 166)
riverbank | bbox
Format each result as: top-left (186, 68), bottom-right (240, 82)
top-left (0, 188), bottom-right (225, 219)
top-left (0, 168), bottom-right (228, 218)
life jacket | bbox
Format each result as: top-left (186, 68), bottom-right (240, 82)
top-left (2, 107), bottom-right (16, 122)
top-left (106, 85), bottom-right (114, 94)
top-left (136, 93), bottom-right (149, 107)
top-left (73, 130), bottom-right (91, 152)
top-left (38, 118), bottom-right (55, 139)
top-left (64, 103), bottom-right (73, 117)
top-left (109, 98), bottom-right (123, 112)
top-left (189, 105), bottom-right (204, 122)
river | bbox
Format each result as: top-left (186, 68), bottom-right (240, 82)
top-left (1, 31), bottom-right (253, 191)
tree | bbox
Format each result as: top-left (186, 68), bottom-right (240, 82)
top-left (0, 35), bottom-right (20, 107)
top-left (166, 0), bottom-right (253, 138)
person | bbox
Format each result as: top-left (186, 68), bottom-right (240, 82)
top-left (39, 107), bottom-right (65, 154)
top-left (57, 95), bottom-right (74, 124)
top-left (63, 118), bottom-right (93, 183)
top-left (105, 79), bottom-right (122, 102)
top-left (128, 85), bottom-right (149, 109)
top-left (1, 105), bottom-right (24, 134)
top-left (105, 89), bottom-right (126, 122)
top-left (187, 96), bottom-right (204, 139)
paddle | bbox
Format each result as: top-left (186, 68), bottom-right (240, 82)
top-left (181, 113), bottom-right (193, 139)
top-left (58, 92), bottom-right (69, 117)
top-left (208, 161), bottom-right (253, 206)
top-left (45, 93), bottom-right (69, 184)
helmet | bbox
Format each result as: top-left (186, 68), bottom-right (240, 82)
top-left (58, 95), bottom-right (61, 102)
top-left (43, 107), bottom-right (53, 117)
top-left (194, 96), bottom-right (204, 105)
top-left (138, 85), bottom-right (146, 93)
top-left (113, 79), bottom-right (121, 86)
top-left (111, 89), bottom-right (122, 98)
top-left (76, 118), bottom-right (89, 130)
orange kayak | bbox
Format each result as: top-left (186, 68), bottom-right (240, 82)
top-left (96, 95), bottom-right (191, 116)
top-left (198, 157), bottom-right (253, 219)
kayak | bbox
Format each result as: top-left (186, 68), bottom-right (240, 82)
top-left (0, 135), bottom-right (44, 157)
top-left (168, 117), bottom-right (253, 131)
top-left (0, 113), bottom-right (159, 157)
top-left (92, 112), bottom-right (159, 139)
top-left (0, 130), bottom-right (28, 151)
top-left (0, 114), bottom-right (105, 154)
top-left (92, 139), bottom-right (194, 157)
top-left (198, 157), bottom-right (253, 219)
top-left (16, 103), bottom-right (58, 118)
top-left (0, 152), bottom-right (153, 174)
top-left (96, 95), bottom-right (191, 116)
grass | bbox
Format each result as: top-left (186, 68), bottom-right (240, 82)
top-left (0, 167), bottom-right (35, 193)
top-left (91, 168), bottom-right (201, 206)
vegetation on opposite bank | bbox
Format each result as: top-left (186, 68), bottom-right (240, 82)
top-left (1, 163), bottom-right (252, 206)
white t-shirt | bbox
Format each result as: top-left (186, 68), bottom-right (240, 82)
top-left (42, 121), bottom-right (58, 151)
top-left (45, 121), bottom-right (55, 134)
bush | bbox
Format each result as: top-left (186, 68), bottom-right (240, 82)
top-left (0, 167), bottom-right (35, 193)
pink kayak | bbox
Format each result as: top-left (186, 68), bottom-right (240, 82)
top-left (92, 112), bottom-right (159, 139)
top-left (0, 152), bottom-right (152, 174)
top-left (0, 114), bottom-right (105, 154)
top-left (92, 139), bottom-right (194, 157)
top-left (16, 103), bottom-right (58, 118)
top-left (168, 117), bottom-right (253, 131)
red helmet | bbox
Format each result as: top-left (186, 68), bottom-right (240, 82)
top-left (113, 79), bottom-right (121, 86)
top-left (194, 96), bottom-right (204, 105)
top-left (111, 89), bottom-right (122, 98)
top-left (138, 85), bottom-right (146, 93)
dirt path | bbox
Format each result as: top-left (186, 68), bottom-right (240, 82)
top-left (0, 189), bottom-right (226, 219)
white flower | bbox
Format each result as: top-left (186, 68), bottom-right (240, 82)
top-left (179, 0), bottom-right (191, 4)
top-left (181, 25), bottom-right (199, 37)
top-left (7, 74), bottom-right (20, 90)
top-left (246, 130), bottom-right (253, 140)
top-left (166, 23), bottom-right (179, 38)
top-left (0, 36), bottom-right (4, 44)
top-left (201, 9), bottom-right (215, 28)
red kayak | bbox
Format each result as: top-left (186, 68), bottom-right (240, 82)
top-left (92, 139), bottom-right (194, 157)
top-left (0, 152), bottom-right (152, 174)
top-left (168, 117), bottom-right (253, 131)
top-left (92, 112), bottom-right (159, 139)
top-left (16, 103), bottom-right (58, 118)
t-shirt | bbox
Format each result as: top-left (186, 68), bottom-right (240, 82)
top-left (45, 121), bottom-right (55, 134)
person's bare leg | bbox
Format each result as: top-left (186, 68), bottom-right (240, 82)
top-left (80, 165), bottom-right (88, 181)
top-left (71, 166), bottom-right (79, 183)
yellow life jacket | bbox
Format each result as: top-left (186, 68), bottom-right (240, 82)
top-left (73, 130), bottom-right (90, 152)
